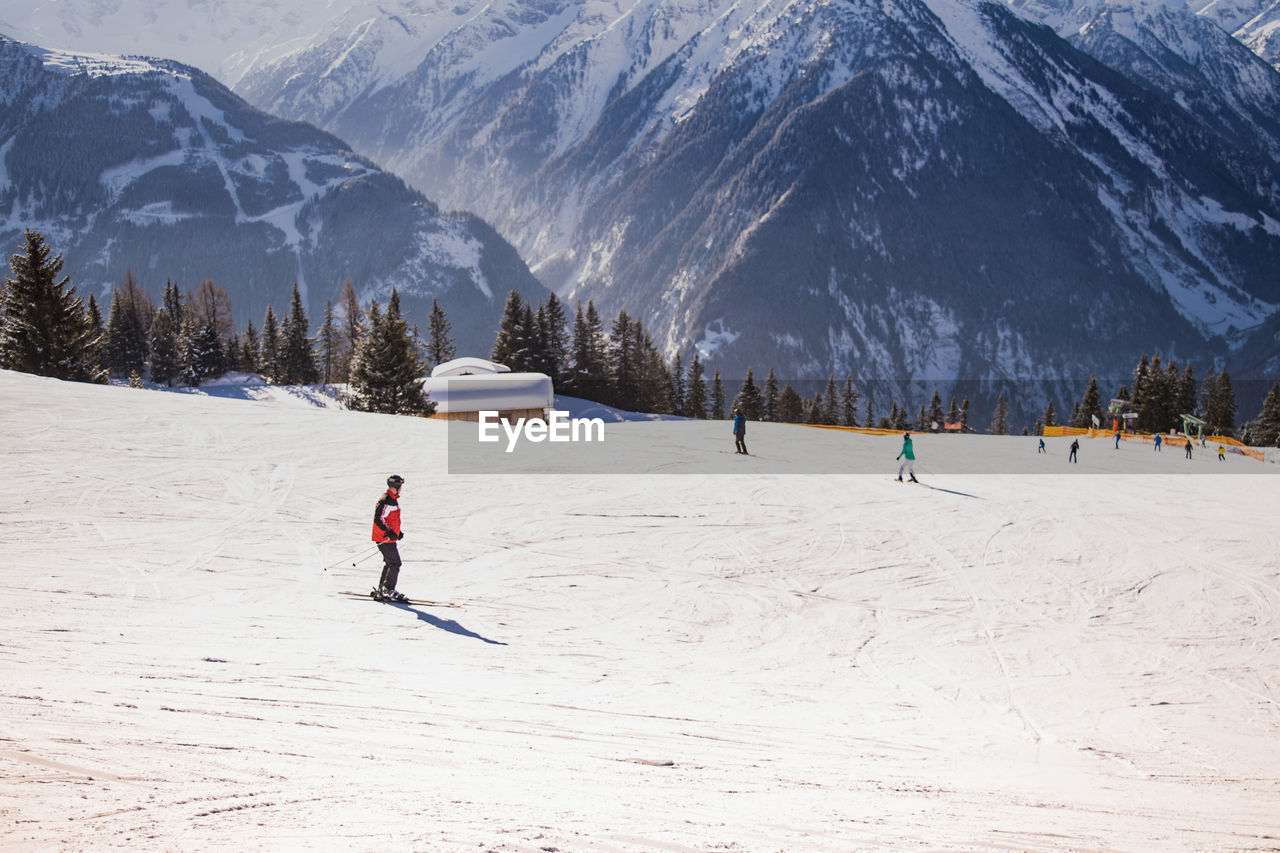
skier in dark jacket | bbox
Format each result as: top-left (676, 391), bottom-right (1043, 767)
top-left (733, 409), bottom-right (748, 455)
top-left (1069, 439), bottom-right (1079, 463)
top-left (371, 475), bottom-right (408, 602)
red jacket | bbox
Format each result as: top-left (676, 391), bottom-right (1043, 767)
top-left (372, 491), bottom-right (401, 543)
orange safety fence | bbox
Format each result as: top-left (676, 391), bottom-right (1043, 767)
top-left (804, 424), bottom-right (911, 437)
top-left (802, 423), bottom-right (1266, 461)
top-left (1041, 426), bottom-right (1264, 460)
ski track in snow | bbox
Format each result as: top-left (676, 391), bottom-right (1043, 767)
top-left (1, 370), bottom-right (1278, 851)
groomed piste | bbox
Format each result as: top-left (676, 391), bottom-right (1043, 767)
top-left (1, 369), bottom-right (1277, 851)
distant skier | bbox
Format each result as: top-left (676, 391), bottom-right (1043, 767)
top-left (896, 432), bottom-right (918, 482)
top-left (1154, 434), bottom-right (1162, 452)
top-left (1069, 438), bottom-right (1079, 463)
top-left (1218, 444), bottom-right (1226, 461)
top-left (371, 475), bottom-right (409, 603)
top-left (1185, 439), bottom-right (1193, 460)
top-left (1115, 430), bottom-right (1122, 449)
top-left (733, 409), bottom-right (748, 455)
top-left (1038, 438), bottom-right (1046, 454)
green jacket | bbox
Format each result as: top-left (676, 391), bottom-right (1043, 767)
top-left (897, 437), bottom-right (915, 461)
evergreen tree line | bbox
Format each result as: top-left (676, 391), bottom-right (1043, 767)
top-left (496, 289), bottom-right (1280, 445)
top-left (491, 290), bottom-right (976, 428)
top-left (1030, 353), bottom-right (1280, 446)
top-left (0, 229), bottom-right (451, 415)
top-left (6, 230), bottom-right (1280, 441)
top-left (100, 273), bottom-right (329, 387)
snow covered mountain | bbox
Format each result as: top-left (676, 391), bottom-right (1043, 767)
top-left (1012, 0), bottom-right (1280, 69)
top-left (226, 0), bottom-right (1280, 388)
top-left (7, 1), bottom-right (1280, 388)
top-left (0, 36), bottom-right (547, 351)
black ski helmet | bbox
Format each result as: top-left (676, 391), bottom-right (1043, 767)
top-left (387, 475), bottom-right (405, 489)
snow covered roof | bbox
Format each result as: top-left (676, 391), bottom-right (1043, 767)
top-left (424, 371), bottom-right (553, 413)
top-left (430, 357), bottom-right (511, 378)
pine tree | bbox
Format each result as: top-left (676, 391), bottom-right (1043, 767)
top-left (338, 277), bottom-right (364, 383)
top-left (1042, 399), bottom-right (1057, 431)
top-left (566, 301), bottom-right (608, 401)
top-left (670, 353), bottom-right (685, 417)
top-left (349, 291), bottom-right (433, 415)
top-left (1075, 376), bottom-right (1102, 428)
top-left (684, 353), bottom-right (707, 418)
top-left (260, 305), bottom-right (281, 383)
top-left (733, 369), bottom-right (763, 420)
top-left (1177, 365), bottom-right (1197, 421)
top-left (960, 397), bottom-right (970, 433)
top-left (1207, 369), bottom-right (1237, 435)
top-left (240, 321), bottom-right (261, 374)
top-left (85, 293), bottom-right (106, 372)
top-left (520, 301), bottom-right (544, 374)
top-left (426, 298), bottom-right (456, 370)
top-left (632, 325), bottom-right (670, 414)
top-left (864, 394), bottom-right (877, 431)
top-left (1250, 381), bottom-right (1280, 446)
top-left (991, 393), bottom-right (1010, 435)
top-left (279, 284), bottom-right (319, 384)
top-left (492, 290), bottom-right (531, 370)
top-left (607, 310), bottom-right (639, 409)
top-left (842, 377), bottom-right (859, 427)
top-left (0, 229), bottom-right (104, 382)
top-left (711, 369), bottom-right (726, 420)
top-left (928, 389), bottom-right (944, 432)
top-left (183, 315), bottom-right (223, 386)
top-left (763, 368), bottom-right (780, 422)
top-left (1161, 359), bottom-right (1181, 433)
top-left (540, 293), bottom-right (568, 382)
top-left (888, 402), bottom-right (906, 430)
top-left (148, 281), bottom-right (183, 386)
top-left (224, 330), bottom-right (244, 373)
top-left (947, 396), bottom-right (960, 429)
top-left (822, 373), bottom-right (839, 425)
top-left (1131, 354), bottom-right (1151, 426)
top-left (318, 300), bottom-right (340, 384)
top-left (777, 384), bottom-right (803, 422)
top-left (805, 394), bottom-right (824, 425)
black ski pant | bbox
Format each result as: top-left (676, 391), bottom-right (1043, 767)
top-left (378, 542), bottom-right (402, 591)
top-left (735, 434), bottom-right (747, 454)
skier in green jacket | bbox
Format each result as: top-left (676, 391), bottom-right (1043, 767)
top-left (896, 432), bottom-right (918, 483)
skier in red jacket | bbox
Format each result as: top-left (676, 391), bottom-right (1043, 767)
top-left (371, 475), bottom-right (408, 602)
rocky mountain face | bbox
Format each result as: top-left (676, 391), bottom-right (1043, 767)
top-left (0, 36), bottom-right (547, 354)
top-left (5, 0), bottom-right (1280, 401)
top-left (229, 0), bottom-right (1280, 394)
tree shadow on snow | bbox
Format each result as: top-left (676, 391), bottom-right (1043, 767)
top-left (395, 604), bottom-right (507, 645)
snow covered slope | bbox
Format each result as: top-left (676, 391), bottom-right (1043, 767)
top-left (2, 367), bottom-right (1278, 850)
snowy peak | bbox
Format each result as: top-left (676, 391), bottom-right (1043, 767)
top-left (0, 34), bottom-right (547, 350)
top-left (255, 0), bottom-right (1280, 375)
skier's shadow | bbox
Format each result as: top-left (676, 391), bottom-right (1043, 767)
top-left (396, 604), bottom-right (507, 645)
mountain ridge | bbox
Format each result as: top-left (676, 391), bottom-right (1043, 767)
top-left (0, 35), bottom-right (548, 353)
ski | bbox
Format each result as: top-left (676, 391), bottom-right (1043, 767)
top-left (339, 591), bottom-right (461, 608)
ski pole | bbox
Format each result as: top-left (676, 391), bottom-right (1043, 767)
top-left (323, 544), bottom-right (379, 572)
